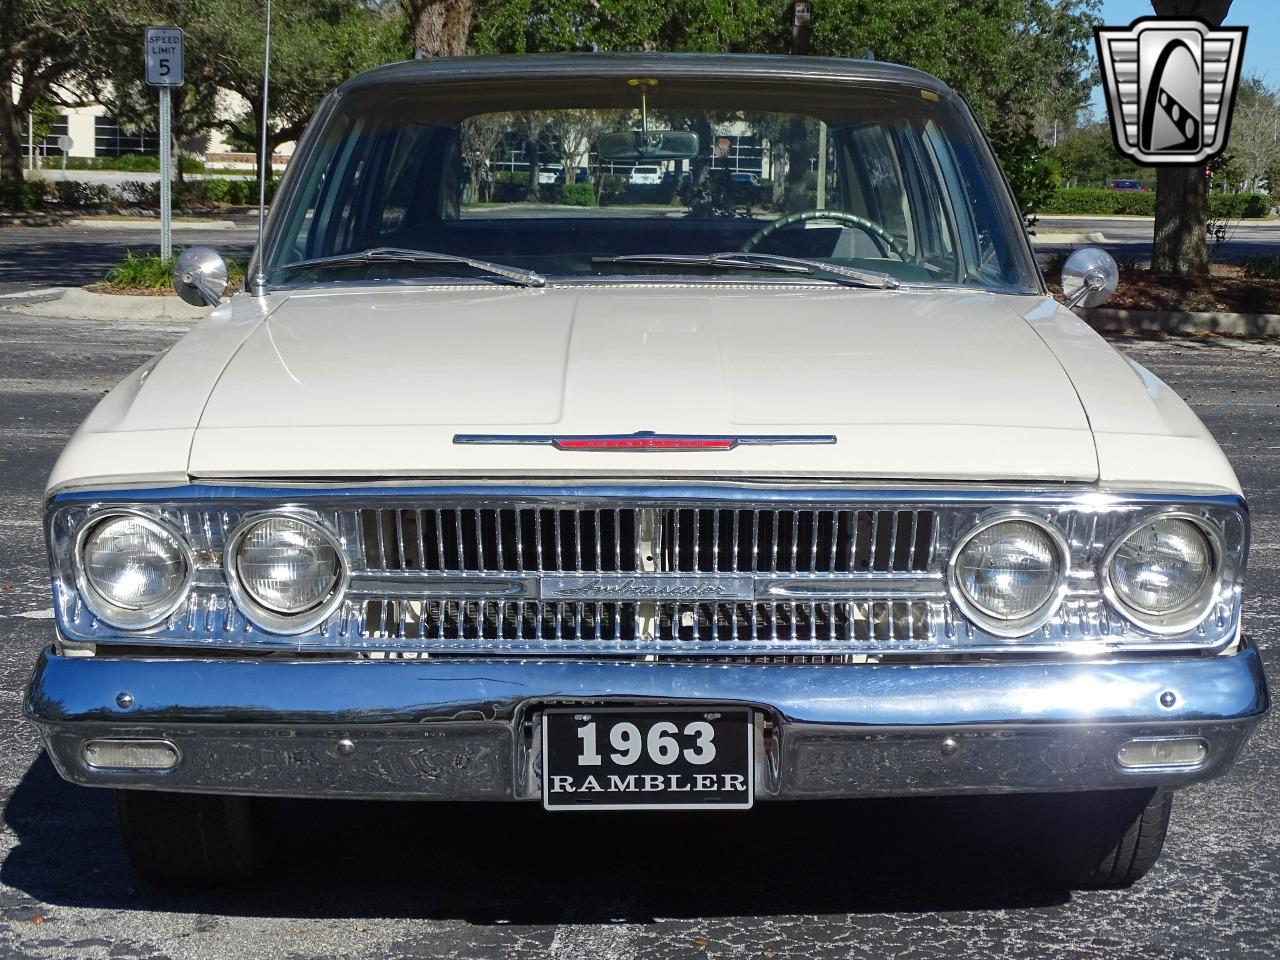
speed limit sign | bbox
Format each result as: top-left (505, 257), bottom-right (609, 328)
top-left (145, 26), bottom-right (184, 86)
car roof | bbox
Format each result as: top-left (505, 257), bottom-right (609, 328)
top-left (339, 52), bottom-right (953, 99)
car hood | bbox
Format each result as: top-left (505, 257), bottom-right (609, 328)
top-left (185, 284), bottom-right (1099, 482)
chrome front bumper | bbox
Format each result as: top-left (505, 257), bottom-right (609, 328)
top-left (25, 642), bottom-right (1268, 801)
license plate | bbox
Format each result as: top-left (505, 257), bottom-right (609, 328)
top-left (541, 708), bottom-right (754, 810)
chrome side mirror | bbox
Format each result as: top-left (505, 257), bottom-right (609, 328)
top-left (173, 246), bottom-right (229, 307)
top-left (1060, 247), bottom-right (1119, 309)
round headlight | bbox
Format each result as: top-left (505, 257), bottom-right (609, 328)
top-left (1108, 517), bottom-right (1215, 619)
top-left (952, 518), bottom-right (1065, 632)
top-left (80, 514), bottom-right (191, 627)
top-left (232, 515), bottom-right (343, 623)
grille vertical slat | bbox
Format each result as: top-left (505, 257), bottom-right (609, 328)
top-left (356, 506), bottom-right (935, 577)
top-left (349, 505), bottom-right (938, 650)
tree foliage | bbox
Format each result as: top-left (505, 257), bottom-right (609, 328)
top-left (471, 0), bottom-right (1100, 213)
top-left (1048, 124), bottom-right (1145, 186)
top-left (208, 0), bottom-right (408, 176)
top-left (1225, 75), bottom-right (1280, 193)
top-left (0, 0), bottom-right (125, 180)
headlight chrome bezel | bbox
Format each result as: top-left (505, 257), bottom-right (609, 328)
top-left (223, 509), bottom-right (350, 635)
top-left (1101, 511), bottom-right (1225, 636)
top-left (946, 513), bottom-right (1071, 639)
top-left (73, 509), bottom-right (195, 630)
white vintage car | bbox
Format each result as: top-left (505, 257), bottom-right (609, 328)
top-left (26, 54), bottom-right (1268, 888)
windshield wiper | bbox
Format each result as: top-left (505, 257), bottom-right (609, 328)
top-left (592, 252), bottom-right (899, 289)
top-left (278, 247), bottom-right (546, 288)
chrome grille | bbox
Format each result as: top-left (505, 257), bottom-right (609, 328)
top-left (359, 598), bottom-right (932, 647)
top-left (360, 507), bottom-right (934, 574)
top-left (47, 488), bottom-right (1249, 657)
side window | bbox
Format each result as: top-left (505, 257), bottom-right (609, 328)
top-left (300, 120), bottom-right (456, 258)
top-left (923, 120), bottom-right (1009, 283)
top-left (890, 121), bottom-right (958, 279)
top-left (846, 124), bottom-right (912, 254)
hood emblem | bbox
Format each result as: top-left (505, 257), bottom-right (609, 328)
top-left (452, 430), bottom-right (837, 451)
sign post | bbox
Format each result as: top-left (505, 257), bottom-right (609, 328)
top-left (145, 26), bottom-right (184, 260)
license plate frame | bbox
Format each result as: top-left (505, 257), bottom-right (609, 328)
top-left (541, 707), bottom-right (754, 811)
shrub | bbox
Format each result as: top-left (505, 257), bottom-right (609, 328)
top-left (1040, 187), bottom-right (1155, 216)
top-left (560, 182), bottom-right (595, 206)
top-left (488, 171), bottom-right (531, 203)
top-left (62, 154), bottom-right (204, 173)
top-left (104, 250), bottom-right (247, 291)
top-left (168, 177), bottom-right (274, 207)
top-left (597, 174), bottom-right (628, 205)
top-left (115, 179), bottom-right (160, 206)
top-left (1042, 187), bottom-right (1271, 218)
top-left (113, 153), bottom-right (159, 172)
top-left (1241, 256), bottom-right (1280, 280)
top-left (201, 179), bottom-right (231, 203)
top-left (222, 179), bottom-right (250, 205)
top-left (990, 123), bottom-right (1059, 214)
top-left (0, 178), bottom-right (49, 211)
top-left (106, 251), bottom-right (175, 289)
top-left (1208, 192), bottom-right (1270, 219)
top-left (50, 180), bottom-right (111, 208)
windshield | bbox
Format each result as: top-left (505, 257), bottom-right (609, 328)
top-left (267, 78), bottom-right (1037, 291)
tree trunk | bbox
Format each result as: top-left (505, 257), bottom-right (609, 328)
top-left (525, 139), bottom-right (541, 201)
top-left (783, 117), bottom-right (809, 214)
top-left (1152, 166), bottom-right (1210, 273)
top-left (1149, 0), bottom-right (1232, 274)
top-left (408, 0), bottom-right (473, 58)
top-left (0, 84), bottom-right (27, 182)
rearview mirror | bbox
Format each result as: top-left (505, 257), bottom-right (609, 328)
top-left (172, 246), bottom-right (229, 307)
top-left (597, 130), bottom-right (699, 162)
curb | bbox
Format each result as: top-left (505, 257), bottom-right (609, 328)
top-left (7, 287), bottom-right (212, 321)
top-left (0, 213), bottom-right (66, 227)
top-left (68, 217), bottom-right (242, 230)
top-left (1032, 231), bottom-right (1108, 244)
top-left (1078, 307), bottom-right (1280, 336)
top-left (1036, 214), bottom-right (1280, 225)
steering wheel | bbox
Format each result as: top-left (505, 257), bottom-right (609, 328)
top-left (740, 209), bottom-right (911, 261)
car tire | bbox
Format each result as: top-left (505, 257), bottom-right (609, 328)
top-left (1018, 787), bottom-right (1174, 888)
top-left (115, 790), bottom-right (262, 886)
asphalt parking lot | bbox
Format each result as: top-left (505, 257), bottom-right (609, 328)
top-left (0, 297), bottom-right (1276, 958)
top-left (0, 214), bottom-right (1278, 297)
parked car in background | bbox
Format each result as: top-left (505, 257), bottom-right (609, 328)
top-left (27, 53), bottom-right (1267, 890)
top-left (538, 163), bottom-right (565, 185)
top-left (730, 171), bottom-right (761, 186)
top-left (629, 164), bottom-right (663, 185)
top-left (1109, 178), bottom-right (1147, 191)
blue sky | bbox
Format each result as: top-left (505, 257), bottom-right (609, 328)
top-left (1087, 0), bottom-right (1277, 121)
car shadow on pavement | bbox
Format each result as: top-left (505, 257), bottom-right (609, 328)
top-left (3, 752), bottom-right (1069, 920)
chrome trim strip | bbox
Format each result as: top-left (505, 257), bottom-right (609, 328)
top-left (760, 577), bottom-right (944, 599)
top-left (452, 431), bottom-right (838, 450)
top-left (47, 483), bottom-right (1248, 509)
top-left (541, 574), bottom-right (755, 601)
top-left (348, 576), bottom-right (534, 598)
